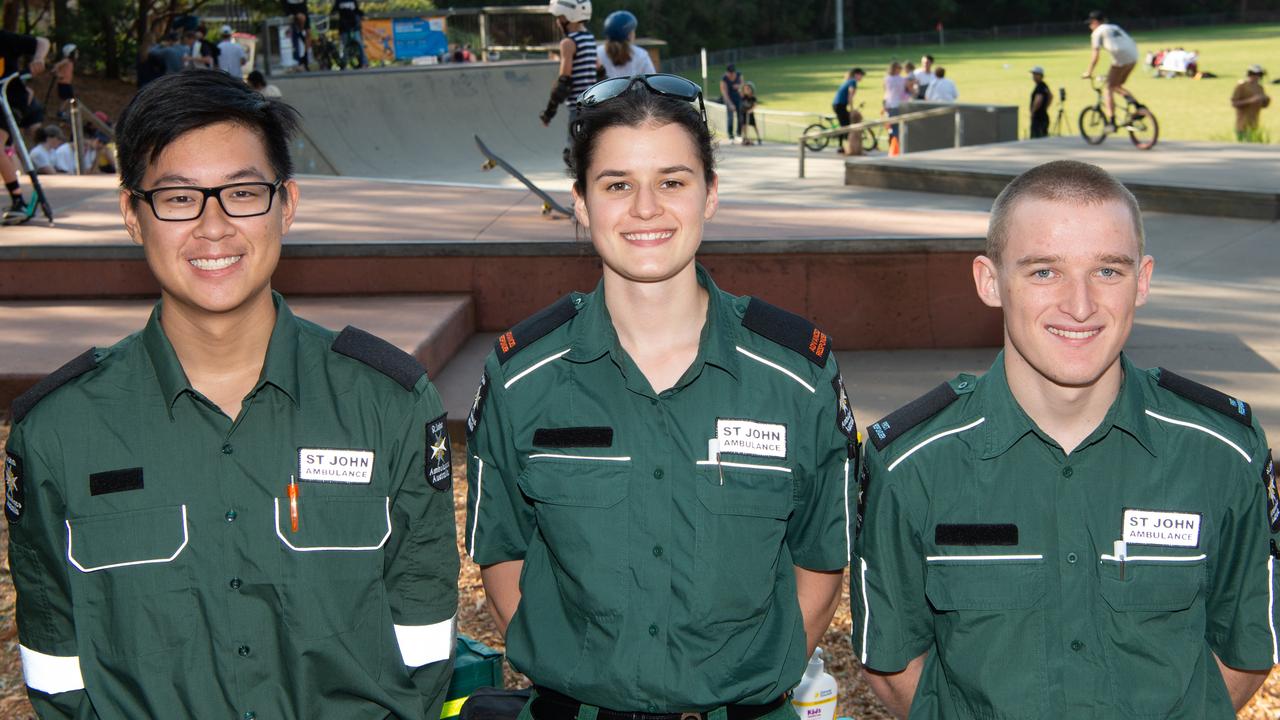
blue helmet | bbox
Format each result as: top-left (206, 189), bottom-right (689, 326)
top-left (603, 10), bottom-right (638, 42)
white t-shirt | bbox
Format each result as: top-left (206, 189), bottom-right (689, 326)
top-left (883, 75), bottom-right (906, 109)
top-left (912, 68), bottom-right (934, 94)
top-left (217, 40), bottom-right (247, 76)
top-left (925, 77), bottom-right (958, 102)
top-left (52, 142), bottom-right (78, 173)
top-left (595, 43), bottom-right (655, 79)
top-left (29, 143), bottom-right (56, 172)
top-left (1091, 23), bottom-right (1138, 66)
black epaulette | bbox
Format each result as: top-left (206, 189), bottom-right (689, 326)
top-left (10, 348), bottom-right (98, 424)
top-left (741, 298), bottom-right (829, 367)
top-left (867, 382), bottom-right (959, 451)
top-left (331, 326), bottom-right (426, 391)
top-left (495, 295), bottom-right (578, 365)
top-left (1157, 368), bottom-right (1252, 427)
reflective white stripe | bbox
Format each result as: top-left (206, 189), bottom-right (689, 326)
top-left (1144, 410), bottom-right (1251, 463)
top-left (19, 645), bottom-right (84, 694)
top-left (843, 458), bottom-right (851, 562)
top-left (468, 457), bottom-right (483, 560)
top-left (859, 557), bottom-right (870, 664)
top-left (925, 554), bottom-right (1043, 562)
top-left (66, 505), bottom-right (189, 573)
top-left (274, 496), bottom-right (391, 551)
top-left (694, 460), bottom-right (791, 473)
top-left (1270, 556), bottom-right (1278, 664)
top-left (394, 615), bottom-right (456, 668)
top-left (529, 453), bottom-right (631, 462)
top-left (886, 418), bottom-right (985, 472)
top-left (503, 349), bottom-right (571, 389)
top-left (734, 346), bottom-right (816, 394)
top-left (1099, 553), bottom-right (1206, 563)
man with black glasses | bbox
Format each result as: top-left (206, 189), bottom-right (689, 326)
top-left (4, 70), bottom-right (459, 719)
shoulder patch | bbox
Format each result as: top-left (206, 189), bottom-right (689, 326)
top-left (331, 326), bottom-right (426, 391)
top-left (741, 298), bottom-right (829, 367)
top-left (495, 295), bottom-right (578, 364)
top-left (867, 382), bottom-right (959, 451)
top-left (1157, 368), bottom-right (1252, 427)
top-left (9, 348), bottom-right (98, 424)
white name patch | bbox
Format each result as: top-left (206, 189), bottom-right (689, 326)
top-left (1123, 509), bottom-right (1201, 547)
top-left (298, 448), bottom-right (375, 484)
top-left (716, 419), bottom-right (787, 459)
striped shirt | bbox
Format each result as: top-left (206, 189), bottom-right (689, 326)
top-left (567, 29), bottom-right (597, 105)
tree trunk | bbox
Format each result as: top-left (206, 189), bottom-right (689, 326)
top-left (1, 0), bottom-right (16, 32)
top-left (52, 0), bottom-right (70, 48)
top-left (101, 8), bottom-right (119, 78)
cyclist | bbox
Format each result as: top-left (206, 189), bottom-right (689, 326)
top-left (596, 10), bottom-right (655, 80)
top-left (1081, 10), bottom-right (1138, 132)
top-left (831, 67), bottom-right (865, 154)
top-left (331, 0), bottom-right (366, 69)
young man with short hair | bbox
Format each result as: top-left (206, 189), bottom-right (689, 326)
top-left (854, 160), bottom-right (1276, 719)
top-left (1082, 10), bottom-right (1139, 132)
top-left (5, 70), bottom-right (459, 720)
top-left (1231, 64), bottom-right (1270, 142)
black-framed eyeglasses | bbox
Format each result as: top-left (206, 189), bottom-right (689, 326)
top-left (130, 179), bottom-right (284, 222)
top-left (576, 73), bottom-right (707, 125)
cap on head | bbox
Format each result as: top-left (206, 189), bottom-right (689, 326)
top-left (221, 24), bottom-right (234, 35)
top-left (1248, 64), bottom-right (1266, 76)
top-left (1086, 10), bottom-right (1105, 23)
top-left (726, 63), bottom-right (736, 72)
top-left (1030, 66), bottom-right (1045, 75)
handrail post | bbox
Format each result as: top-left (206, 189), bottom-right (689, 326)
top-left (900, 117), bottom-right (908, 154)
top-left (70, 99), bottom-right (84, 175)
top-left (954, 108), bottom-right (964, 147)
top-left (798, 138), bottom-right (806, 179)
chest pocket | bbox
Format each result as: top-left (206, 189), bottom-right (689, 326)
top-left (276, 495), bottom-right (390, 642)
top-left (66, 504), bottom-right (194, 657)
top-left (924, 556), bottom-right (1047, 718)
top-left (517, 455), bottom-right (631, 617)
top-left (694, 462), bottom-right (794, 621)
top-left (1098, 556), bottom-right (1206, 718)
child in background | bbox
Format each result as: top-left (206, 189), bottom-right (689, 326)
top-left (53, 44), bottom-right (76, 119)
top-left (740, 80), bottom-right (762, 145)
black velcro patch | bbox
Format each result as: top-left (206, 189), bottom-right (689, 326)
top-left (332, 326), bottom-right (426, 391)
top-left (833, 374), bottom-right (857, 445)
top-left (1158, 369), bottom-right (1252, 427)
top-left (466, 370), bottom-right (490, 438)
top-left (741, 298), bottom-right (829, 367)
top-left (855, 456), bottom-right (869, 538)
top-left (1264, 449), bottom-right (1278, 533)
top-left (90, 467), bottom-right (145, 496)
top-left (867, 382), bottom-right (959, 451)
top-left (10, 348), bottom-right (98, 424)
top-left (533, 427), bottom-right (614, 448)
top-left (495, 295), bottom-right (578, 365)
top-left (4, 452), bottom-right (23, 524)
top-left (935, 523), bottom-right (1019, 546)
top-left (426, 414), bottom-right (452, 492)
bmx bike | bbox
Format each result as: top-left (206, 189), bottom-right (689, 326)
top-left (1079, 76), bottom-right (1158, 150)
top-left (803, 104), bottom-right (879, 153)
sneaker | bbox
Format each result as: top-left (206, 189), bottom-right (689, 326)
top-left (1104, 122), bottom-right (1117, 133)
top-left (2, 196), bottom-right (35, 226)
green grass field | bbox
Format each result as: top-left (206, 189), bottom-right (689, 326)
top-left (687, 22), bottom-right (1280, 144)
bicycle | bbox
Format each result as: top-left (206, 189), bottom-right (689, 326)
top-left (1078, 76), bottom-right (1158, 150)
top-left (803, 104), bottom-right (879, 153)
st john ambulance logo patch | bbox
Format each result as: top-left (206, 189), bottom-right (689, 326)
top-left (4, 452), bottom-right (24, 524)
top-left (427, 414), bottom-right (452, 492)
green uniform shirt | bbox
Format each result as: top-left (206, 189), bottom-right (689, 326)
top-left (4, 293), bottom-right (459, 720)
top-left (852, 354), bottom-right (1277, 720)
top-left (465, 267), bottom-right (851, 712)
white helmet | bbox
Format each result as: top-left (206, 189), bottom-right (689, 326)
top-left (62, 43), bottom-right (77, 57)
top-left (548, 0), bottom-right (591, 23)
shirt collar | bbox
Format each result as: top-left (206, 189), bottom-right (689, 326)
top-left (142, 291), bottom-right (302, 417)
top-left (980, 351), bottom-right (1156, 458)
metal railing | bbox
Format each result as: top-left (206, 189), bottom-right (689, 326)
top-left (68, 98), bottom-right (116, 177)
top-left (796, 105), bottom-right (994, 178)
top-left (1, 74), bottom-right (53, 224)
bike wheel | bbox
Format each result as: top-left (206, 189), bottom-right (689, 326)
top-left (803, 123), bottom-right (830, 152)
top-left (1127, 105), bottom-right (1159, 150)
top-left (1078, 106), bottom-right (1108, 145)
top-left (862, 128), bottom-right (878, 152)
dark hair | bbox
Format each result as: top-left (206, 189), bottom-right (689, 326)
top-left (163, 31), bottom-right (178, 42)
top-left (851, 67), bottom-right (865, 76)
top-left (923, 54), bottom-right (935, 62)
top-left (115, 69), bottom-right (301, 195)
top-left (247, 70), bottom-right (267, 88)
top-left (935, 66), bottom-right (946, 78)
top-left (569, 86), bottom-right (715, 194)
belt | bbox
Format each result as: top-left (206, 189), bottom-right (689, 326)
top-left (530, 687), bottom-right (788, 720)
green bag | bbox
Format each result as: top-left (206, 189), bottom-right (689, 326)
top-left (442, 635), bottom-right (505, 718)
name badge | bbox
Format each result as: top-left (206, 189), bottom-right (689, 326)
top-left (1122, 509), bottom-right (1201, 547)
top-left (716, 419), bottom-right (787, 459)
top-left (298, 448), bottom-right (375, 484)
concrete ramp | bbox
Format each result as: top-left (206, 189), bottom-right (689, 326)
top-left (274, 61), bottom-right (571, 188)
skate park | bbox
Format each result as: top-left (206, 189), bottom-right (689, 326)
top-left (2, 58), bottom-right (1278, 436)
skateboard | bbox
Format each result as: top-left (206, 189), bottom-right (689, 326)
top-left (474, 135), bottom-right (573, 218)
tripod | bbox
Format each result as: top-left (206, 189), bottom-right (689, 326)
top-left (1051, 87), bottom-right (1069, 136)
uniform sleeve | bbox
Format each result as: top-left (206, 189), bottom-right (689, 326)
top-left (786, 359), bottom-right (854, 571)
top-left (382, 379), bottom-right (459, 718)
top-left (850, 443), bottom-right (933, 673)
top-left (465, 356), bottom-right (536, 565)
top-left (1206, 429), bottom-right (1279, 671)
top-left (5, 424), bottom-right (95, 718)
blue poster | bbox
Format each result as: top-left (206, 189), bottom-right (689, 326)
top-left (392, 17), bottom-right (448, 59)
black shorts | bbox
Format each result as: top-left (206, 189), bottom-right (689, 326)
top-left (833, 104), bottom-right (852, 128)
top-left (56, 83), bottom-right (73, 100)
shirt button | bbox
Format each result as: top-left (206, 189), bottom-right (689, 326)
top-left (1066, 553), bottom-right (1078, 564)
top-left (652, 545), bottom-right (663, 557)
top-left (221, 443), bottom-right (234, 455)
top-left (1062, 466), bottom-right (1074, 478)
top-left (1070, 640), bottom-right (1084, 652)
top-left (648, 624), bottom-right (658, 637)
top-left (238, 645), bottom-right (251, 657)
top-left (653, 468), bottom-right (664, 479)
top-left (646, 706), bottom-right (658, 713)
top-left (229, 577), bottom-right (242, 590)
top-left (225, 509), bottom-right (237, 522)
top-left (649, 398), bottom-right (658, 406)
top-left (243, 713), bottom-right (256, 720)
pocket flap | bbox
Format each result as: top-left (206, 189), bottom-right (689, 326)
top-left (1100, 559), bottom-right (1204, 612)
top-left (695, 463), bottom-right (794, 519)
top-left (925, 557), bottom-right (1046, 610)
top-left (517, 455), bottom-right (630, 508)
top-left (275, 496), bottom-right (391, 551)
top-left (67, 505), bottom-right (189, 573)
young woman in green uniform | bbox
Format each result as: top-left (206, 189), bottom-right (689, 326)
top-left (466, 74), bottom-right (853, 719)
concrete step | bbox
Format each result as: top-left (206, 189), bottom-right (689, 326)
top-left (0, 294), bottom-right (474, 416)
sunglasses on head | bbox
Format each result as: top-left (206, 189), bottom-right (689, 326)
top-left (576, 73), bottom-right (708, 124)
